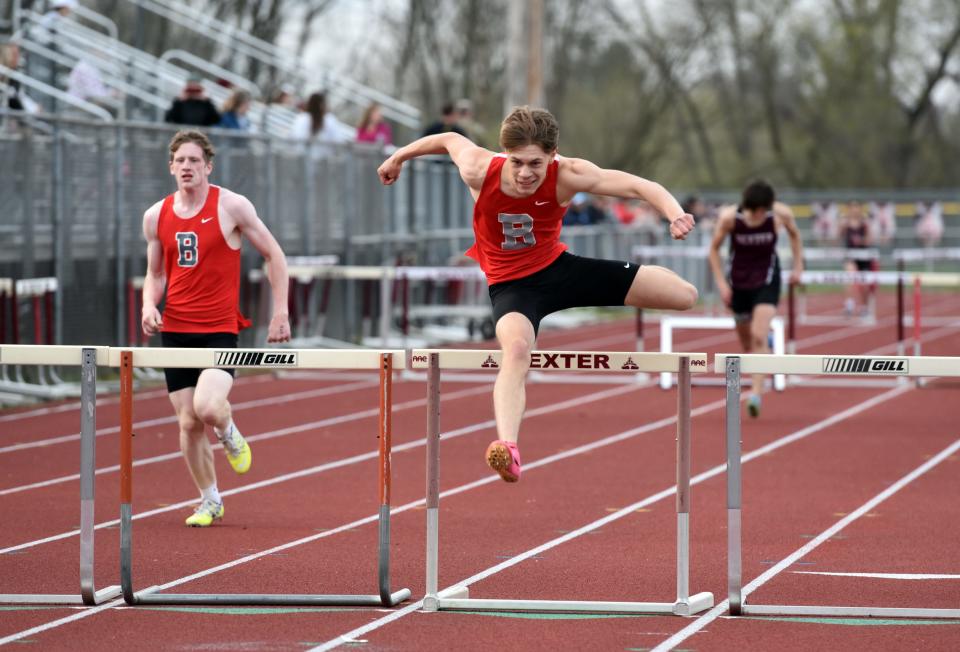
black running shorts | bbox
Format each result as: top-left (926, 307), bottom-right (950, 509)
top-left (160, 331), bottom-right (238, 393)
top-left (730, 275), bottom-right (781, 322)
top-left (488, 252), bottom-right (639, 335)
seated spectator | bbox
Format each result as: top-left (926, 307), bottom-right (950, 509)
top-left (218, 90), bottom-right (252, 131)
top-left (288, 91), bottom-right (354, 145)
top-left (268, 85), bottom-right (298, 110)
top-left (164, 77), bottom-right (220, 127)
top-left (66, 58), bottom-right (121, 116)
top-left (421, 101), bottom-right (466, 137)
top-left (915, 201), bottom-right (944, 248)
top-left (356, 101), bottom-right (393, 148)
top-left (811, 200), bottom-right (839, 244)
top-left (31, 0), bottom-right (75, 47)
top-left (1, 42), bottom-right (40, 114)
top-left (869, 201), bottom-right (897, 245)
top-left (563, 193), bottom-right (606, 225)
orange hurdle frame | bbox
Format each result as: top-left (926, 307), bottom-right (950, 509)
top-left (117, 348), bottom-right (410, 606)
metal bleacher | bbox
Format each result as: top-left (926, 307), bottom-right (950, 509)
top-left (10, 0), bottom-right (420, 135)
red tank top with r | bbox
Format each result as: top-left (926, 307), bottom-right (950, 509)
top-left (466, 155), bottom-right (568, 284)
top-left (158, 185), bottom-right (250, 333)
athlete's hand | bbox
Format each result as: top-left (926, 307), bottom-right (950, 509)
top-left (267, 313), bottom-right (291, 343)
top-left (141, 306), bottom-right (163, 336)
top-left (669, 213), bottom-right (695, 240)
top-left (377, 156), bottom-right (403, 186)
top-left (719, 283), bottom-right (732, 307)
top-left (789, 267), bottom-right (803, 285)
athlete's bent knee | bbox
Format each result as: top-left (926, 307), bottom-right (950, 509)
top-left (178, 413), bottom-right (203, 438)
top-left (193, 400), bottom-right (224, 426)
top-left (501, 337), bottom-right (533, 368)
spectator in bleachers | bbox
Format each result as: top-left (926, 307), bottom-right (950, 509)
top-left (288, 91), bottom-right (353, 145)
top-left (562, 192), bottom-right (606, 225)
top-left (421, 101), bottom-right (466, 138)
top-left (39, 0), bottom-right (76, 29)
top-left (915, 201), bottom-right (944, 248)
top-left (33, 0), bottom-right (75, 46)
top-left (165, 77), bottom-right (221, 127)
top-left (268, 85), bottom-right (298, 110)
top-left (217, 90), bottom-right (252, 131)
top-left (66, 58), bottom-right (121, 116)
top-left (356, 101), bottom-right (393, 149)
top-left (869, 201), bottom-right (897, 245)
top-left (0, 42), bottom-right (40, 115)
top-left (811, 200), bottom-right (839, 245)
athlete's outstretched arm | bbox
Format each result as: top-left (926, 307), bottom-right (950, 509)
top-left (377, 133), bottom-right (492, 193)
top-left (224, 192), bottom-right (290, 343)
top-left (775, 201), bottom-right (804, 283)
top-left (558, 158), bottom-right (693, 240)
top-left (141, 202), bottom-right (166, 336)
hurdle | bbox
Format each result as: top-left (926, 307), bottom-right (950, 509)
top-left (0, 278), bottom-right (79, 400)
top-left (113, 346), bottom-right (411, 607)
top-left (719, 352), bottom-right (960, 619)
top-left (250, 263), bottom-right (490, 350)
top-left (658, 315), bottom-right (785, 391)
top-left (0, 345), bottom-right (121, 605)
top-left (414, 348), bottom-right (714, 616)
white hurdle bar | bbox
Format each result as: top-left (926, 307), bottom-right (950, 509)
top-left (111, 347), bottom-right (412, 607)
top-left (718, 352), bottom-right (960, 619)
top-left (414, 348), bottom-right (714, 616)
top-left (0, 345), bottom-right (120, 605)
top-left (659, 316), bottom-right (785, 391)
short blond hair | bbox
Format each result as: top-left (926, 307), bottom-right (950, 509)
top-left (168, 130), bottom-right (215, 162)
top-left (499, 106), bottom-right (559, 153)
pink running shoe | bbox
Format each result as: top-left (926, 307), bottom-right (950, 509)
top-left (485, 440), bottom-right (522, 483)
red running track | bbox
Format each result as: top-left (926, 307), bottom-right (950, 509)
top-left (0, 289), bottom-right (958, 651)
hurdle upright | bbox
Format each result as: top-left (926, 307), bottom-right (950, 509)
top-left (113, 346), bottom-right (411, 607)
top-left (719, 352), bottom-right (960, 619)
top-left (414, 348), bottom-right (714, 616)
top-left (0, 345), bottom-right (120, 605)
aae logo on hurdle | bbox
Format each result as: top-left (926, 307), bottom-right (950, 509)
top-left (215, 350), bottom-right (298, 367)
top-left (822, 357), bottom-right (909, 374)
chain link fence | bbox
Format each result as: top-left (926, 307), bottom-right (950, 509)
top-left (1, 111), bottom-right (957, 349)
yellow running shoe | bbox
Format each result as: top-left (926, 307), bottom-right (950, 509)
top-left (219, 424), bottom-right (252, 474)
top-left (185, 499), bottom-right (224, 527)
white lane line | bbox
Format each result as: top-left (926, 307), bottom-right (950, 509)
top-left (0, 374), bottom-right (275, 423)
top-left (0, 381), bottom-right (647, 554)
top-left (792, 572), bottom-right (960, 581)
top-left (0, 382), bottom-right (487, 497)
top-left (306, 384), bottom-right (911, 651)
top-left (0, 380), bottom-right (379, 454)
top-left (0, 597), bottom-right (123, 647)
top-left (651, 437), bottom-right (960, 652)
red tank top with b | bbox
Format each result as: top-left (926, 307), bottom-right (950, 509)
top-left (729, 210), bottom-right (778, 290)
top-left (466, 154), bottom-right (568, 284)
top-left (158, 185), bottom-right (250, 333)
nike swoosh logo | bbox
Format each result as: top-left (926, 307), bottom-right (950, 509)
top-left (535, 200), bottom-right (549, 206)
top-left (201, 217), bottom-right (213, 223)
top-left (624, 263), bottom-right (631, 268)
